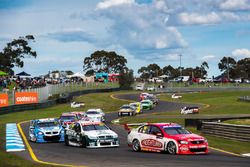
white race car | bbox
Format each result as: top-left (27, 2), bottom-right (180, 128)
top-left (65, 121), bottom-right (119, 148)
top-left (85, 109), bottom-right (105, 122)
top-left (171, 94), bottom-right (182, 99)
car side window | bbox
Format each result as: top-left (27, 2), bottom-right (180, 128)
top-left (138, 125), bottom-right (150, 134)
top-left (149, 126), bottom-right (162, 136)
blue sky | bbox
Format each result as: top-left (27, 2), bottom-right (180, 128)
top-left (0, 0), bottom-right (250, 77)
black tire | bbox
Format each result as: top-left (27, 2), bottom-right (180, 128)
top-left (81, 136), bottom-right (87, 148)
top-left (167, 142), bottom-right (177, 155)
top-left (65, 135), bottom-right (69, 146)
top-left (132, 139), bottom-right (141, 152)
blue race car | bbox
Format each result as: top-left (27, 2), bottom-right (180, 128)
top-left (29, 118), bottom-right (64, 143)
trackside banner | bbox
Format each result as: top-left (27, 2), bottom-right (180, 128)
top-left (15, 92), bottom-right (38, 105)
top-left (0, 94), bottom-right (8, 107)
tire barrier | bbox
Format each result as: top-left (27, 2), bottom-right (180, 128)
top-left (6, 123), bottom-right (25, 152)
top-left (200, 122), bottom-right (250, 142)
top-left (0, 88), bottom-right (120, 115)
top-left (238, 96), bottom-right (250, 102)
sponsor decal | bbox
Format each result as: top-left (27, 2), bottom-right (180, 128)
top-left (141, 139), bottom-right (163, 148)
top-left (15, 92), bottom-right (38, 104)
top-left (0, 94), bottom-right (8, 107)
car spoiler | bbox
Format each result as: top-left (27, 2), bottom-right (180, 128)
top-left (124, 123), bottom-right (148, 132)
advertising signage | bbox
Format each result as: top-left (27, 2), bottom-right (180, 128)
top-left (15, 92), bottom-right (38, 105)
top-left (0, 94), bottom-right (8, 107)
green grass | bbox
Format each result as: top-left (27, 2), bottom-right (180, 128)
top-left (158, 91), bottom-right (250, 115)
top-left (223, 119), bottom-right (250, 125)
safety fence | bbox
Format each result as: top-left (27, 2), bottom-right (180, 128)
top-left (0, 82), bottom-right (118, 105)
top-left (0, 88), bottom-right (120, 115)
top-left (200, 122), bottom-right (250, 142)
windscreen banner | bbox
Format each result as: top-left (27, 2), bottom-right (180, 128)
top-left (0, 94), bottom-right (8, 107)
top-left (15, 92), bottom-right (38, 105)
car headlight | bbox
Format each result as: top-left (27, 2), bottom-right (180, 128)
top-left (38, 131), bottom-right (43, 135)
top-left (179, 140), bottom-right (189, 144)
top-left (88, 136), bottom-right (98, 140)
top-left (113, 134), bottom-right (118, 138)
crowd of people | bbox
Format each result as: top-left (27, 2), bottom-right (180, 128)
top-left (0, 76), bottom-right (46, 91)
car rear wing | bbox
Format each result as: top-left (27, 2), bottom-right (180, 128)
top-left (124, 123), bottom-right (148, 132)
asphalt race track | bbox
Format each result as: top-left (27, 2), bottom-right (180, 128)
top-left (19, 93), bottom-right (250, 167)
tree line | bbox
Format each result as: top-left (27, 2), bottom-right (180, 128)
top-left (0, 36), bottom-right (249, 83)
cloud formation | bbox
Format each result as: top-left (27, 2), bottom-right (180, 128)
top-left (232, 48), bottom-right (250, 59)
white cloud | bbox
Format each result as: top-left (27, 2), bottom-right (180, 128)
top-left (95, 1), bottom-right (187, 58)
top-left (220, 0), bottom-right (250, 10)
top-left (96, 0), bottom-right (134, 9)
top-left (232, 48), bottom-right (250, 59)
top-left (178, 12), bottom-right (221, 25)
top-left (201, 55), bottom-right (216, 61)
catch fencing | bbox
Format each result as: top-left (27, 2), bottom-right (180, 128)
top-left (0, 87), bottom-right (120, 115)
top-left (200, 122), bottom-right (250, 142)
top-left (0, 82), bottom-right (118, 105)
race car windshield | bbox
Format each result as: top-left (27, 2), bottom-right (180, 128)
top-left (141, 102), bottom-right (149, 104)
top-left (163, 127), bottom-right (191, 135)
top-left (60, 116), bottom-right (76, 120)
top-left (86, 111), bottom-right (99, 114)
top-left (121, 106), bottom-right (131, 109)
top-left (82, 124), bottom-right (109, 131)
top-left (38, 122), bottom-right (58, 127)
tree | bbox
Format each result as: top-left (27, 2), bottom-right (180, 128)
top-left (0, 35), bottom-right (37, 74)
top-left (235, 58), bottom-right (250, 79)
top-left (218, 57), bottom-right (236, 78)
top-left (83, 50), bottom-right (127, 75)
top-left (200, 61), bottom-right (209, 78)
top-left (119, 68), bottom-right (134, 90)
top-left (162, 65), bottom-right (178, 79)
top-left (138, 66), bottom-right (150, 80)
top-left (138, 63), bottom-right (162, 80)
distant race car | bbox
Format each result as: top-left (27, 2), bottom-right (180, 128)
top-left (118, 104), bottom-right (136, 116)
top-left (144, 94), bottom-right (159, 105)
top-left (139, 93), bottom-right (150, 101)
top-left (70, 111), bottom-right (86, 119)
top-left (59, 112), bottom-right (79, 127)
top-left (181, 107), bottom-right (199, 114)
top-left (29, 118), bottom-right (64, 143)
top-left (171, 94), bottom-right (182, 99)
top-left (85, 109), bottom-right (105, 122)
top-left (129, 102), bottom-right (143, 114)
top-left (71, 101), bottom-right (85, 108)
top-left (140, 99), bottom-right (154, 110)
top-left (127, 123), bottom-right (208, 155)
top-left (64, 120), bottom-right (119, 148)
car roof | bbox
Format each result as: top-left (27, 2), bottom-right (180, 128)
top-left (78, 120), bottom-right (102, 126)
top-left (149, 123), bottom-right (181, 128)
top-left (61, 112), bottom-right (77, 116)
top-left (87, 109), bottom-right (102, 112)
top-left (36, 118), bottom-right (57, 122)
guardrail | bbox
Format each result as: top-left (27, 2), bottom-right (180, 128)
top-left (200, 122), bottom-right (250, 142)
top-left (238, 96), bottom-right (250, 102)
top-left (0, 88), bottom-right (120, 115)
